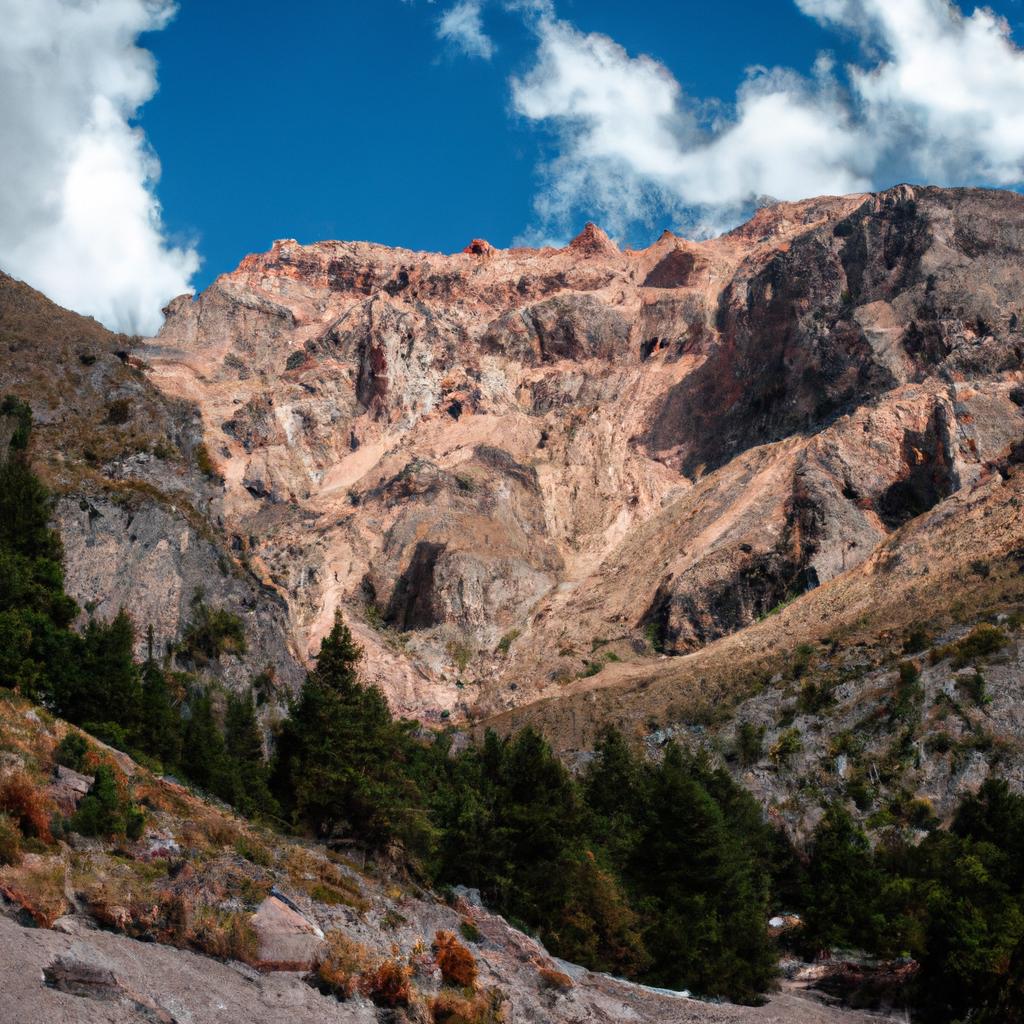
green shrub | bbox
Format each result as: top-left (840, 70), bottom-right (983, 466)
top-left (644, 620), bottom-right (665, 654)
top-left (285, 350), bottom-right (306, 371)
top-left (53, 731), bottom-right (90, 772)
top-left (178, 592), bottom-right (246, 664)
top-left (770, 728), bottom-right (802, 767)
top-left (70, 764), bottom-right (144, 839)
top-left (952, 625), bottom-right (1008, 668)
top-left (736, 722), bottom-right (766, 767)
top-left (195, 443), bottom-right (222, 482)
top-left (496, 630), bottom-right (520, 656)
top-left (959, 671), bottom-right (991, 707)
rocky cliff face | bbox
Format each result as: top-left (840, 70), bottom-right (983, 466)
top-left (139, 185), bottom-right (1024, 726)
top-left (0, 271), bottom-right (302, 693)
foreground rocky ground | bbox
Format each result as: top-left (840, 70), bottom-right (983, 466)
top-left (0, 916), bottom-right (896, 1024)
top-left (0, 694), bottom-right (891, 1024)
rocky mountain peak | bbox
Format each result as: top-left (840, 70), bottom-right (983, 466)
top-left (113, 187), bottom-right (1024, 732)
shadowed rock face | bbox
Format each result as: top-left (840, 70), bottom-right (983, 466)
top-left (8, 186), bottom-right (1021, 723)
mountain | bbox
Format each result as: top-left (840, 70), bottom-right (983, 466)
top-left (140, 185), bottom-right (1022, 719)
top-left (3, 183), bottom-right (1024, 1018)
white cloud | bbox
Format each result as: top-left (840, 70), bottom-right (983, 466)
top-left (0, 0), bottom-right (198, 335)
top-left (505, 1), bottom-right (1024, 239)
top-left (438, 1), bottom-right (495, 60)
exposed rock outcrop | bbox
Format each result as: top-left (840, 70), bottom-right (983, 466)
top-left (128, 186), bottom-right (1024, 722)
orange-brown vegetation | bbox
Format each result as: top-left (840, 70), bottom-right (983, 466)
top-left (434, 929), bottom-right (478, 989)
top-left (430, 988), bottom-right (508, 1024)
top-left (0, 770), bottom-right (54, 844)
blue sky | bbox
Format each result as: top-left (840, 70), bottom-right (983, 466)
top-left (140, 1), bottom-right (863, 290)
top-left (3, 0), bottom-right (1024, 332)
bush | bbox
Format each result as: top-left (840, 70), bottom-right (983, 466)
top-left (190, 906), bottom-right (259, 963)
top-left (0, 812), bottom-right (23, 866)
top-left (431, 990), bottom-right (507, 1024)
top-left (770, 728), bottom-right (802, 767)
top-left (736, 722), bottom-right (766, 767)
top-left (105, 399), bottom-right (132, 425)
top-left (316, 931), bottom-right (369, 1000)
top-left (194, 443), bottom-right (222, 482)
top-left (363, 958), bottom-right (413, 1008)
top-left (70, 764), bottom-right (144, 839)
top-left (959, 671), bottom-right (991, 707)
top-left (178, 593), bottom-right (246, 664)
top-left (53, 731), bottom-right (90, 772)
top-left (496, 630), bottom-right (520, 656)
top-left (0, 770), bottom-right (53, 843)
top-left (931, 624), bottom-right (1010, 669)
top-left (459, 919), bottom-right (481, 943)
top-left (537, 964), bottom-right (574, 991)
top-left (434, 930), bottom-right (478, 988)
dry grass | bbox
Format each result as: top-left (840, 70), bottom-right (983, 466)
top-left (537, 964), bottom-right (574, 991)
top-left (0, 770), bottom-right (54, 844)
top-left (316, 931), bottom-right (370, 999)
top-left (430, 989), bottom-right (509, 1024)
top-left (285, 846), bottom-right (368, 911)
top-left (315, 932), bottom-right (412, 1007)
top-left (434, 929), bottom-right (478, 989)
top-left (154, 890), bottom-right (259, 963)
top-left (0, 856), bottom-right (68, 926)
top-left (362, 957), bottom-right (413, 1008)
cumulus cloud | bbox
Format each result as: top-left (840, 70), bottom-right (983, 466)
top-left (0, 0), bottom-right (198, 335)
top-left (438, 1), bottom-right (495, 59)
top-left (505, 0), bottom-right (1024, 239)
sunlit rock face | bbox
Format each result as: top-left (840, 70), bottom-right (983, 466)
top-left (143, 186), bottom-right (1024, 722)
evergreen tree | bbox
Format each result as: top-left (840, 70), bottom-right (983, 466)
top-left (801, 802), bottom-right (882, 955)
top-left (276, 612), bottom-right (430, 853)
top-left (583, 726), bottom-right (645, 870)
top-left (182, 689), bottom-right (232, 800)
top-left (0, 425), bottom-right (79, 703)
top-left (224, 690), bottom-right (276, 817)
top-left (62, 609), bottom-right (142, 734)
top-left (71, 763), bottom-right (144, 839)
top-left (626, 743), bottom-right (775, 1001)
top-left (136, 627), bottom-right (182, 770)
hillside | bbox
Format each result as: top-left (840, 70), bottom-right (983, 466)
top-left (0, 693), bottom-right (888, 1023)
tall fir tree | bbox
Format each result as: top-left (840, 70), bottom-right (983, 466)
top-left (275, 612), bottom-right (430, 853)
top-left (182, 689), bottom-right (232, 800)
top-left (224, 690), bottom-right (276, 817)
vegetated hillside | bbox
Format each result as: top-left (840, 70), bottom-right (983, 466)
top-left (5, 694), bottom-right (868, 1024)
top-left (137, 184), bottom-right (1024, 727)
top-left (2, 396), bottom-right (1024, 1020)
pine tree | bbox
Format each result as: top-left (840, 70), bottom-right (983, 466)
top-left (802, 802), bottom-right (882, 955)
top-left (583, 726), bottom-right (645, 870)
top-left (136, 626), bottom-right (182, 770)
top-left (0, 422), bottom-right (79, 702)
top-left (224, 690), bottom-right (276, 817)
top-left (182, 689), bottom-right (232, 799)
top-left (277, 612), bottom-right (430, 853)
top-left (627, 743), bottom-right (775, 1001)
top-left (61, 609), bottom-right (142, 737)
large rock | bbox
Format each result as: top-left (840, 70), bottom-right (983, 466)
top-left (251, 893), bottom-right (325, 971)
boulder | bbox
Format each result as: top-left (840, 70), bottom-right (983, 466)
top-left (48, 764), bottom-right (93, 816)
top-left (251, 893), bottom-right (325, 971)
